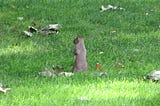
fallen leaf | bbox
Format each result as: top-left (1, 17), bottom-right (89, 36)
top-left (96, 63), bottom-right (103, 70)
top-left (145, 70), bottom-right (160, 82)
top-left (133, 49), bottom-right (139, 52)
top-left (99, 72), bottom-right (107, 77)
top-left (10, 5), bottom-right (16, 9)
top-left (52, 65), bottom-right (64, 73)
top-left (145, 12), bottom-right (149, 15)
top-left (115, 62), bottom-right (125, 68)
top-left (28, 26), bottom-right (38, 33)
top-left (58, 72), bottom-right (74, 77)
top-left (100, 5), bottom-right (125, 12)
top-left (99, 51), bottom-right (104, 54)
top-left (110, 30), bottom-right (116, 34)
top-left (0, 87), bottom-right (11, 93)
top-left (23, 30), bottom-right (32, 37)
top-left (0, 84), bottom-right (11, 93)
top-left (79, 96), bottom-right (88, 101)
top-left (39, 24), bottom-right (61, 35)
top-left (17, 17), bottom-right (24, 21)
top-left (38, 68), bottom-right (56, 77)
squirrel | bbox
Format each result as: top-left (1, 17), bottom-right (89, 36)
top-left (73, 37), bottom-right (88, 72)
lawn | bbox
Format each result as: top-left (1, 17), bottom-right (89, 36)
top-left (0, 0), bottom-right (160, 106)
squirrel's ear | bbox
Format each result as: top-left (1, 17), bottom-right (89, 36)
top-left (73, 37), bottom-right (79, 44)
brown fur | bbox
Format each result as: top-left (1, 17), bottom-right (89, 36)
top-left (73, 37), bottom-right (87, 72)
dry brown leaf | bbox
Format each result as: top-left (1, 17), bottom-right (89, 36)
top-left (96, 63), bottom-right (103, 70)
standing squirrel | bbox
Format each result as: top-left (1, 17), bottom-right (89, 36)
top-left (73, 37), bottom-right (88, 72)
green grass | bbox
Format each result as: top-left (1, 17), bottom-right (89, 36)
top-left (0, 0), bottom-right (160, 106)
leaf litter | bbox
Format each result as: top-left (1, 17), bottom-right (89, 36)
top-left (144, 70), bottom-right (160, 82)
top-left (23, 24), bottom-right (62, 37)
top-left (0, 83), bottom-right (11, 93)
top-left (100, 5), bottom-right (125, 12)
top-left (38, 65), bottom-right (74, 77)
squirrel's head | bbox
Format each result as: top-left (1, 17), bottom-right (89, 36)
top-left (73, 37), bottom-right (84, 44)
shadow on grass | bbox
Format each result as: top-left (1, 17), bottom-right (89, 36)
top-left (0, 50), bottom-right (146, 86)
top-left (0, 69), bottom-right (146, 88)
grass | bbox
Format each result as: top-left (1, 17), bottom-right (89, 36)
top-left (0, 0), bottom-right (160, 105)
